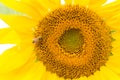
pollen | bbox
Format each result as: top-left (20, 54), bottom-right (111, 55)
top-left (34, 5), bottom-right (112, 79)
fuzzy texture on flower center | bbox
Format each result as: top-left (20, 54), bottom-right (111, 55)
top-left (58, 28), bottom-right (84, 54)
top-left (34, 5), bottom-right (112, 79)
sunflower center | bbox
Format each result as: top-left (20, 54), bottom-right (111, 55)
top-left (35, 5), bottom-right (112, 79)
top-left (58, 28), bottom-right (83, 53)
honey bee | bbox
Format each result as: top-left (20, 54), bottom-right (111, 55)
top-left (32, 36), bottom-right (42, 44)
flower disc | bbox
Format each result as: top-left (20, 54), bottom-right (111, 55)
top-left (34, 5), bottom-right (112, 79)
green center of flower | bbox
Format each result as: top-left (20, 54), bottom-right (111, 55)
top-left (58, 28), bottom-right (83, 53)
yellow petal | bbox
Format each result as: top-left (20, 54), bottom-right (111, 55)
top-left (112, 31), bottom-right (120, 55)
top-left (96, 0), bottom-right (120, 20)
top-left (0, 15), bottom-right (37, 33)
top-left (0, 43), bottom-right (34, 74)
top-left (78, 76), bottom-right (88, 80)
top-left (41, 71), bottom-right (65, 80)
top-left (89, 0), bottom-right (106, 8)
top-left (15, 62), bottom-right (46, 80)
top-left (88, 76), bottom-right (95, 80)
top-left (93, 71), bottom-right (102, 80)
top-left (16, 0), bottom-right (50, 19)
top-left (74, 0), bottom-right (89, 6)
top-left (0, 62), bottom-right (46, 80)
top-left (106, 60), bottom-right (120, 75)
top-left (94, 69), bottom-right (106, 80)
top-left (0, 74), bottom-right (12, 80)
top-left (1, 0), bottom-right (40, 20)
top-left (0, 28), bottom-right (10, 38)
top-left (0, 15), bottom-right (37, 44)
top-left (0, 53), bottom-right (35, 79)
top-left (63, 0), bottom-right (73, 5)
top-left (0, 28), bottom-right (20, 44)
top-left (37, 0), bottom-right (61, 15)
top-left (100, 66), bottom-right (120, 80)
top-left (89, 0), bottom-right (106, 5)
top-left (107, 14), bottom-right (120, 30)
top-left (19, 0), bottom-right (61, 19)
top-left (0, 19), bottom-right (9, 29)
top-left (63, 0), bottom-right (89, 6)
top-left (46, 72), bottom-right (62, 80)
top-left (106, 41), bottom-right (120, 74)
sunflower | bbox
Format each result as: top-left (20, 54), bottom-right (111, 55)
top-left (0, 0), bottom-right (120, 80)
